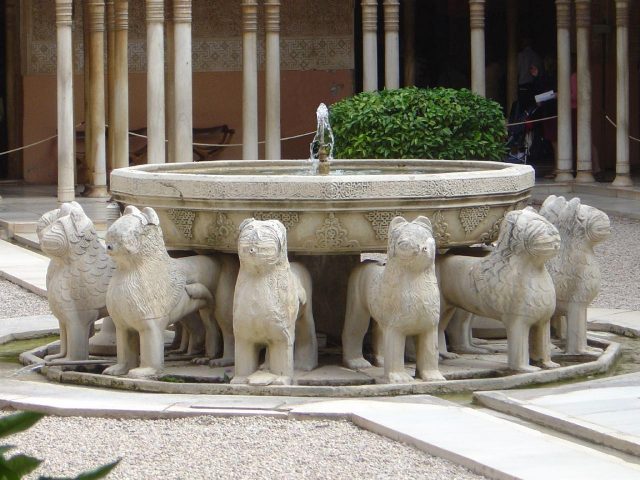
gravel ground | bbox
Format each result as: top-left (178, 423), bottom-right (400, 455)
top-left (5, 415), bottom-right (484, 480)
top-left (0, 277), bottom-right (50, 318)
top-left (592, 216), bottom-right (640, 310)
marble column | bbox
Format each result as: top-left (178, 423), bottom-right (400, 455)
top-left (56, 0), bottom-right (75, 202)
top-left (113, 0), bottom-right (129, 170)
top-left (575, 0), bottom-right (594, 183)
top-left (506, 0), bottom-right (518, 110)
top-left (555, 0), bottom-right (573, 181)
top-left (612, 0), bottom-right (632, 186)
top-left (83, 2), bottom-right (93, 185)
top-left (146, 0), bottom-right (165, 164)
top-left (383, 0), bottom-right (400, 89)
top-left (166, 0), bottom-right (176, 163)
top-left (361, 0), bottom-right (378, 92)
top-left (242, 0), bottom-right (258, 160)
top-left (173, 0), bottom-right (192, 162)
top-left (86, 1), bottom-right (108, 197)
top-left (469, 0), bottom-right (486, 97)
top-left (106, 1), bottom-right (116, 173)
top-left (265, 0), bottom-right (281, 160)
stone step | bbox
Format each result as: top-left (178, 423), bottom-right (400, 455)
top-left (0, 239), bottom-right (48, 296)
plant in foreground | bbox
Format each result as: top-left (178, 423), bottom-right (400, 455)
top-left (0, 411), bottom-right (119, 480)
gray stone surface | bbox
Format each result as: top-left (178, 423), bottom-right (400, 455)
top-left (292, 399), bottom-right (640, 480)
top-left (474, 372), bottom-right (640, 457)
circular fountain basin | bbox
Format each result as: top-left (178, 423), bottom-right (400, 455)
top-left (110, 159), bottom-right (534, 254)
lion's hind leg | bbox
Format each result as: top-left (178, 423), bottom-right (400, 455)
top-left (530, 319), bottom-right (560, 369)
top-left (342, 264), bottom-right (376, 370)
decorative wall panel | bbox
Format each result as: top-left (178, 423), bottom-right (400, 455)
top-left (25, 0), bottom-right (354, 75)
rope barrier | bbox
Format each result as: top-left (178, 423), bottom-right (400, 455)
top-left (0, 123), bottom-right (85, 157)
top-left (604, 115), bottom-right (640, 143)
top-left (130, 128), bottom-right (316, 148)
top-left (504, 114), bottom-right (558, 128)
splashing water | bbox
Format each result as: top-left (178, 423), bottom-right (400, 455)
top-left (310, 103), bottom-right (335, 163)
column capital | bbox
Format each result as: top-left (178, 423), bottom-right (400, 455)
top-left (88, 1), bottom-right (106, 33)
top-left (114, 0), bottom-right (128, 30)
top-left (146, 0), bottom-right (164, 23)
top-left (362, 0), bottom-right (377, 32)
top-left (615, 0), bottom-right (629, 28)
top-left (265, 0), bottom-right (280, 33)
top-left (242, 0), bottom-right (258, 33)
top-left (469, 0), bottom-right (485, 30)
top-left (555, 0), bottom-right (571, 29)
top-left (575, 0), bottom-right (591, 28)
top-left (55, 0), bottom-right (73, 27)
top-left (383, 0), bottom-right (399, 33)
top-left (173, 0), bottom-right (191, 24)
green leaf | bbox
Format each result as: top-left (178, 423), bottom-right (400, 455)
top-left (0, 412), bottom-right (45, 439)
top-left (38, 459), bottom-right (121, 480)
top-left (6, 454), bottom-right (42, 477)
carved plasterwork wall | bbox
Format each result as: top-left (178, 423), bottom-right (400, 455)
top-left (24, 0), bottom-right (355, 75)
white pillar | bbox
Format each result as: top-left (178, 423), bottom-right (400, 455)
top-left (361, 0), bottom-right (378, 92)
top-left (612, 0), bottom-right (632, 186)
top-left (242, 0), bottom-right (259, 160)
top-left (146, 0), bottom-right (165, 164)
top-left (383, 0), bottom-right (400, 89)
top-left (469, 0), bottom-right (486, 97)
top-left (106, 0), bottom-right (116, 173)
top-left (113, 0), bottom-right (129, 170)
top-left (56, 0), bottom-right (75, 202)
top-left (166, 0), bottom-right (176, 163)
top-left (575, 0), bottom-right (594, 183)
top-left (86, 1), bottom-right (108, 197)
top-left (265, 0), bottom-right (281, 160)
top-left (555, 0), bottom-right (573, 181)
top-left (173, 0), bottom-right (192, 162)
top-left (506, 0), bottom-right (518, 110)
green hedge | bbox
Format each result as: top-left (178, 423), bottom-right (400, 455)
top-left (330, 87), bottom-right (507, 161)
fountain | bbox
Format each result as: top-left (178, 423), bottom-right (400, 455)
top-left (20, 105), bottom-right (619, 396)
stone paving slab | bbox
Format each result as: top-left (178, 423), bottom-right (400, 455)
top-left (0, 314), bottom-right (58, 344)
top-left (588, 308), bottom-right (640, 338)
top-left (474, 372), bottom-right (640, 457)
top-left (0, 239), bottom-right (48, 296)
top-left (290, 399), bottom-right (640, 480)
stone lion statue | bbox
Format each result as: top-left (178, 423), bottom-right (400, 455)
top-left (231, 218), bottom-right (317, 386)
top-left (37, 201), bottom-right (115, 361)
top-left (342, 216), bottom-right (444, 383)
top-left (103, 205), bottom-right (236, 378)
top-left (437, 207), bottom-right (561, 372)
top-left (540, 195), bottom-right (611, 355)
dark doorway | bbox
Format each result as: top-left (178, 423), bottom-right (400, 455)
top-left (0, 0), bottom-right (9, 179)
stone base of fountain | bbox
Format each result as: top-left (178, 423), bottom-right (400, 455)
top-left (21, 336), bottom-right (619, 397)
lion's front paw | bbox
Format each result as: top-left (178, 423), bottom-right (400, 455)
top-left (128, 367), bottom-right (161, 378)
top-left (103, 363), bottom-right (130, 376)
top-left (531, 359), bottom-right (560, 369)
top-left (439, 351), bottom-right (459, 360)
top-left (230, 375), bottom-right (248, 384)
top-left (514, 364), bottom-right (541, 373)
top-left (191, 357), bottom-right (211, 365)
top-left (271, 375), bottom-right (292, 386)
top-left (344, 357), bottom-right (372, 370)
top-left (209, 357), bottom-right (234, 368)
top-left (379, 371), bottom-right (415, 384)
top-left (418, 370), bottom-right (446, 382)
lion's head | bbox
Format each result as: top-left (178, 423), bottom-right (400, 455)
top-left (497, 207), bottom-right (560, 262)
top-left (540, 195), bottom-right (611, 246)
top-left (105, 205), bottom-right (164, 265)
top-left (37, 202), bottom-right (95, 259)
top-left (237, 218), bottom-right (288, 272)
top-left (387, 216), bottom-right (436, 270)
